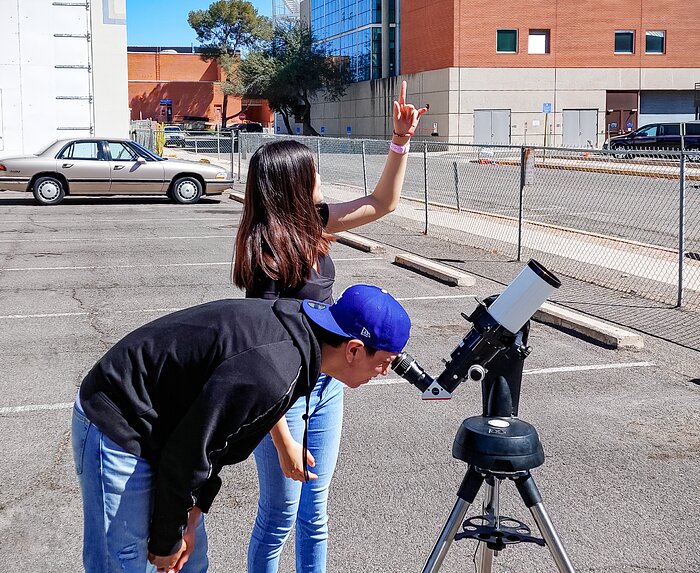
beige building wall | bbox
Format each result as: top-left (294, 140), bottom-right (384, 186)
top-left (298, 68), bottom-right (700, 147)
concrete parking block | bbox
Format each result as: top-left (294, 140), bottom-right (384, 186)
top-left (394, 252), bottom-right (476, 286)
top-left (228, 189), bottom-right (245, 203)
top-left (335, 231), bottom-right (386, 254)
top-left (535, 302), bottom-right (644, 349)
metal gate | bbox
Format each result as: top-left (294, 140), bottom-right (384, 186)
top-left (52, 1), bottom-right (94, 134)
top-left (474, 109), bottom-right (511, 145)
top-left (562, 109), bottom-right (598, 148)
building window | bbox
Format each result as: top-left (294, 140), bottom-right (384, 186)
top-left (496, 29), bottom-right (518, 53)
top-left (645, 30), bottom-right (665, 54)
top-left (614, 30), bottom-right (635, 54)
top-left (528, 29), bottom-right (550, 54)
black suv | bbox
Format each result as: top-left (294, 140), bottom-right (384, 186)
top-left (604, 122), bottom-right (700, 156)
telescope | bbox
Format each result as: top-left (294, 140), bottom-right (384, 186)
top-left (392, 259), bottom-right (560, 402)
top-left (391, 260), bottom-right (577, 573)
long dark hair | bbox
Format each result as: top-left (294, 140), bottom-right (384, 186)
top-left (233, 140), bottom-right (331, 291)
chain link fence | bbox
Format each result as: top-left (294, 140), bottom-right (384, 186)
top-left (236, 132), bottom-right (700, 350)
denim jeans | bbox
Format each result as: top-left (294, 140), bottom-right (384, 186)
top-left (72, 401), bottom-right (209, 573)
top-left (248, 375), bottom-right (344, 573)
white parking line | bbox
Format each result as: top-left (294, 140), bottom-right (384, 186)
top-left (0, 362), bottom-right (656, 415)
top-left (0, 217), bottom-right (235, 225)
top-left (0, 235), bottom-right (233, 243)
top-left (365, 361), bottom-right (655, 387)
top-left (2, 257), bottom-right (382, 272)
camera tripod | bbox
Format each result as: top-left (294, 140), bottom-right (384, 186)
top-left (421, 374), bottom-right (576, 573)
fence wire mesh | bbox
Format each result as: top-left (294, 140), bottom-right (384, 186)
top-left (237, 132), bottom-right (700, 350)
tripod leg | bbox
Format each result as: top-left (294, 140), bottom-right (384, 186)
top-left (475, 479), bottom-right (499, 573)
top-left (514, 474), bottom-right (576, 573)
top-left (422, 466), bottom-right (484, 573)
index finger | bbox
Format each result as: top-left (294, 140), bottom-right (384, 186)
top-left (399, 80), bottom-right (407, 106)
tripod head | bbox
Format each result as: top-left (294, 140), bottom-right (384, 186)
top-left (391, 259), bottom-right (560, 404)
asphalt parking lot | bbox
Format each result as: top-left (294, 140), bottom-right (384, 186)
top-left (0, 189), bottom-right (698, 572)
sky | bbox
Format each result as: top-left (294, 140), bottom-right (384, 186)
top-left (126, 0), bottom-right (272, 47)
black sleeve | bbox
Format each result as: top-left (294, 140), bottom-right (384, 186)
top-left (316, 202), bottom-right (329, 227)
top-left (147, 343), bottom-right (301, 556)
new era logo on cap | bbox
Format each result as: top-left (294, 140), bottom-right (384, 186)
top-left (302, 284), bottom-right (410, 353)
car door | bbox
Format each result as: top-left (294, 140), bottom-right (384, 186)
top-left (630, 124), bottom-right (659, 149)
top-left (106, 141), bottom-right (166, 194)
top-left (56, 140), bottom-right (110, 194)
top-left (657, 123), bottom-right (681, 150)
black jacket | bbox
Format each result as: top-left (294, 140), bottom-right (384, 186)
top-left (79, 298), bottom-right (321, 556)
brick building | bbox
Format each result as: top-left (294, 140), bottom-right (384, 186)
top-left (301, 0), bottom-right (700, 146)
top-left (128, 47), bottom-right (272, 128)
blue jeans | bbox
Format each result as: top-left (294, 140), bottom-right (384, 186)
top-left (248, 375), bottom-right (344, 573)
top-left (72, 401), bottom-right (209, 573)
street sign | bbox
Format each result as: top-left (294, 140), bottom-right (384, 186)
top-left (346, 126), bottom-right (352, 135)
top-left (295, 126), bottom-right (301, 134)
top-left (609, 122), bottom-right (618, 129)
top-left (320, 126), bottom-right (325, 134)
top-left (238, 113), bottom-right (246, 121)
top-left (159, 99), bottom-right (172, 105)
top-left (542, 102), bottom-right (552, 113)
top-left (276, 125), bottom-right (281, 132)
top-left (626, 121), bottom-right (634, 129)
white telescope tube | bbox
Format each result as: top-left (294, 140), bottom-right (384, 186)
top-left (486, 260), bottom-right (561, 334)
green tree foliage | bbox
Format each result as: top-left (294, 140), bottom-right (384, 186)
top-left (188, 0), bottom-right (271, 127)
top-left (240, 23), bottom-right (352, 135)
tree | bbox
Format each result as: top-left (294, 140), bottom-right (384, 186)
top-left (240, 23), bottom-right (352, 135)
top-left (188, 0), bottom-right (271, 127)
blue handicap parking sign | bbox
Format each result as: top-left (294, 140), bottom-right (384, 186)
top-left (626, 121), bottom-right (634, 129)
top-left (542, 102), bottom-right (552, 113)
top-left (295, 126), bottom-right (301, 134)
top-left (609, 122), bottom-right (618, 129)
top-left (346, 126), bottom-right (352, 135)
top-left (320, 126), bottom-right (325, 134)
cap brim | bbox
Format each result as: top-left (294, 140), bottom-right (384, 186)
top-left (301, 299), bottom-right (352, 338)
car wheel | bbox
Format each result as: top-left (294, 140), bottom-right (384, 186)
top-left (170, 176), bottom-right (202, 204)
top-left (33, 176), bottom-right (65, 206)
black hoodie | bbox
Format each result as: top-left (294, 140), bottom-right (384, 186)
top-left (79, 297), bottom-right (320, 556)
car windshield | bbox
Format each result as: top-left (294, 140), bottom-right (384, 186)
top-left (165, 127), bottom-right (181, 132)
top-left (129, 141), bottom-right (165, 161)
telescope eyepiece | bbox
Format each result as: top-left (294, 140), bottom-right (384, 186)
top-left (391, 352), bottom-right (433, 393)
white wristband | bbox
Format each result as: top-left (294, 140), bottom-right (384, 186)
top-left (389, 141), bottom-right (410, 155)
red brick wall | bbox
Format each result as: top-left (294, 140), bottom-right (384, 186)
top-left (401, 0), bottom-right (455, 74)
top-left (401, 0), bottom-right (700, 73)
top-left (128, 52), bottom-right (273, 126)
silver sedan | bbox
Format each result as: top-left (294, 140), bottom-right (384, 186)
top-left (0, 138), bottom-right (233, 205)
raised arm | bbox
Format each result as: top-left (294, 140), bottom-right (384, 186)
top-left (324, 80), bottom-right (428, 234)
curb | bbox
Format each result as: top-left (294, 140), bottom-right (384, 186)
top-left (335, 232), bottom-right (386, 254)
top-left (535, 302), bottom-right (644, 349)
top-left (393, 252), bottom-right (477, 287)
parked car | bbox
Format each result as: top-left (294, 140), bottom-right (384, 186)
top-left (220, 122), bottom-right (263, 134)
top-left (163, 125), bottom-right (186, 147)
top-left (604, 121), bottom-right (700, 158)
top-left (0, 138), bottom-right (233, 205)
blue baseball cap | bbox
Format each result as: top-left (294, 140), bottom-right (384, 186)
top-left (302, 284), bottom-right (410, 353)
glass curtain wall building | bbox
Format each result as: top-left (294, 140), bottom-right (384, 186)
top-left (310, 0), bottom-right (397, 82)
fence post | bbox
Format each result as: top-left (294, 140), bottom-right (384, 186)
top-left (453, 161), bottom-right (460, 211)
top-left (677, 150), bottom-right (686, 307)
top-left (517, 146), bottom-right (527, 262)
top-left (362, 140), bottom-right (368, 196)
top-left (237, 134), bottom-right (242, 183)
top-left (217, 132), bottom-right (220, 160)
top-left (423, 142), bottom-right (429, 235)
top-left (194, 135), bottom-right (198, 155)
top-left (316, 138), bottom-right (321, 175)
